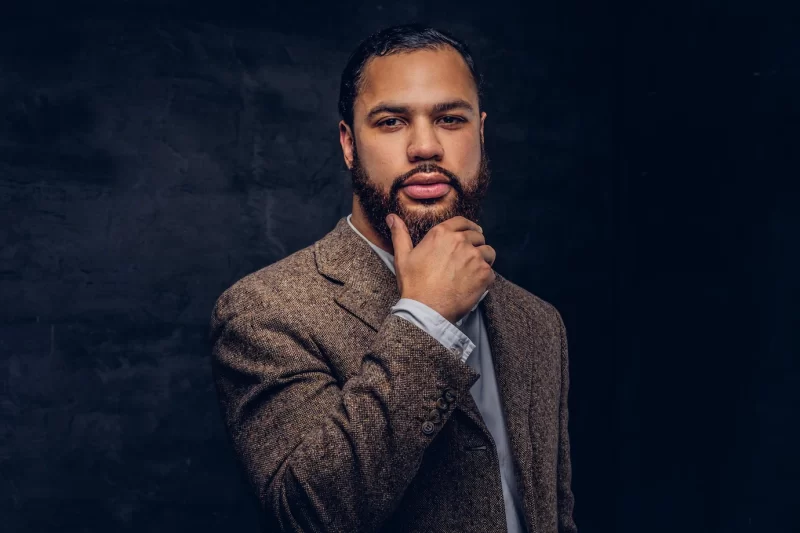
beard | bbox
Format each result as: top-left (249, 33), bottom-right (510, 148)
top-left (349, 143), bottom-right (492, 249)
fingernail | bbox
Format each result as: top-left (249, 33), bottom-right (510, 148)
top-left (386, 215), bottom-right (394, 228)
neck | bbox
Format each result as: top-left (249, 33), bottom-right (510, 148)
top-left (351, 196), bottom-right (394, 255)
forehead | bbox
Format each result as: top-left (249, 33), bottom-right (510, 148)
top-left (355, 46), bottom-right (478, 115)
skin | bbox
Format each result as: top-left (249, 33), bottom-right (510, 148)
top-left (338, 45), bottom-right (490, 254)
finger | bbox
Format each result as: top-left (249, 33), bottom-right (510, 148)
top-left (387, 214), bottom-right (413, 260)
top-left (476, 244), bottom-right (496, 266)
top-left (440, 215), bottom-right (484, 235)
top-left (461, 229), bottom-right (486, 247)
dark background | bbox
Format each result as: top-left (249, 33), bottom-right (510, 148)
top-left (1, 1), bottom-right (797, 532)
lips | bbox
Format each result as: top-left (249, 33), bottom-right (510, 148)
top-left (403, 183), bottom-right (451, 199)
top-left (402, 173), bottom-right (451, 200)
top-left (402, 172), bottom-right (450, 187)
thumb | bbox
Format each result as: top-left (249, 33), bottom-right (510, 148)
top-left (386, 214), bottom-right (413, 261)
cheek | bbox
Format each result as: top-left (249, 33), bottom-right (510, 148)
top-left (447, 136), bottom-right (482, 172)
top-left (359, 138), bottom-right (404, 180)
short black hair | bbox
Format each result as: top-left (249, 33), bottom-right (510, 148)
top-left (338, 24), bottom-right (484, 129)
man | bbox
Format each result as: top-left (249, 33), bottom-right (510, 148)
top-left (210, 24), bottom-right (577, 533)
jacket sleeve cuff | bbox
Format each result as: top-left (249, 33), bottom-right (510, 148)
top-left (390, 298), bottom-right (475, 363)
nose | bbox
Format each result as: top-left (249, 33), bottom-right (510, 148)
top-left (407, 122), bottom-right (444, 162)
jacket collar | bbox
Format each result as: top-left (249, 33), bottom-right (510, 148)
top-left (314, 216), bottom-right (537, 530)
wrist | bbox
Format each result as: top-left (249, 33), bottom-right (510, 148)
top-left (399, 295), bottom-right (455, 324)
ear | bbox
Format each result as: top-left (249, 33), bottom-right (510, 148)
top-left (479, 111), bottom-right (487, 144)
top-left (339, 120), bottom-right (355, 169)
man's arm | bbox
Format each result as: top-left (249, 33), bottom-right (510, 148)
top-left (390, 297), bottom-right (477, 362)
top-left (209, 282), bottom-right (479, 533)
top-left (554, 307), bottom-right (578, 533)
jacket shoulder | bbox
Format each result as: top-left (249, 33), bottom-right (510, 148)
top-left (499, 276), bottom-right (565, 334)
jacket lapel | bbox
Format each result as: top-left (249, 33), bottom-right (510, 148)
top-left (315, 216), bottom-right (536, 529)
top-left (481, 285), bottom-right (537, 532)
top-left (314, 216), bottom-right (401, 331)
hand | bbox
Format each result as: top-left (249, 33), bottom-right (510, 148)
top-left (386, 214), bottom-right (496, 324)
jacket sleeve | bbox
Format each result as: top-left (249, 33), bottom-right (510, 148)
top-left (554, 308), bottom-right (578, 533)
top-left (209, 282), bottom-right (480, 533)
top-left (390, 297), bottom-right (477, 363)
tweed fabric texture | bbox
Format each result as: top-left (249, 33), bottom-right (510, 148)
top-left (209, 216), bottom-right (577, 533)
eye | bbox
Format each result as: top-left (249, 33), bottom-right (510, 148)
top-left (377, 118), bottom-right (404, 128)
top-left (438, 115), bottom-right (466, 126)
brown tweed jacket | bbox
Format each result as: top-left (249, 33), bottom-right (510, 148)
top-left (210, 216), bottom-right (577, 533)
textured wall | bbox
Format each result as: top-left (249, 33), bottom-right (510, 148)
top-left (1, 1), bottom-right (796, 532)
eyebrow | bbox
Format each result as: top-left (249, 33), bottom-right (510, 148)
top-left (365, 99), bottom-right (475, 122)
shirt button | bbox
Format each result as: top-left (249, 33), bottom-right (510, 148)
top-left (421, 421), bottom-right (435, 435)
top-left (451, 346), bottom-right (462, 357)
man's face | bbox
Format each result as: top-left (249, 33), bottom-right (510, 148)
top-left (340, 46), bottom-right (491, 248)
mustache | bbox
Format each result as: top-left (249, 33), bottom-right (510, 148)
top-left (392, 162), bottom-right (462, 193)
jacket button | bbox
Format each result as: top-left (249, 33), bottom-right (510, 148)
top-left (426, 409), bottom-right (442, 424)
top-left (436, 397), bottom-right (449, 411)
top-left (443, 388), bottom-right (457, 402)
top-left (421, 421), bottom-right (435, 435)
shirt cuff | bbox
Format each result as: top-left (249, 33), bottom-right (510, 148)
top-left (389, 298), bottom-right (475, 363)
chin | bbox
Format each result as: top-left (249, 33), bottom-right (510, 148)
top-left (403, 191), bottom-right (454, 207)
top-left (405, 199), bottom-right (448, 209)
